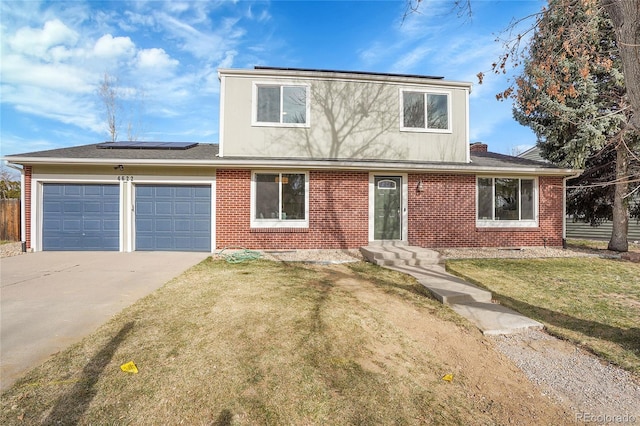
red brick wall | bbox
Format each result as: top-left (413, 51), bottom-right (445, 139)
top-left (216, 170), bottom-right (565, 250)
top-left (24, 166), bottom-right (32, 250)
top-left (407, 174), bottom-right (564, 248)
top-left (216, 169), bottom-right (369, 249)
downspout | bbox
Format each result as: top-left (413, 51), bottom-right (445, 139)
top-left (5, 163), bottom-right (25, 251)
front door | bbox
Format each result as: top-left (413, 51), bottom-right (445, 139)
top-left (374, 176), bottom-right (402, 240)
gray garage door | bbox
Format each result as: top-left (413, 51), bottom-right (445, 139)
top-left (43, 183), bottom-right (120, 251)
top-left (135, 185), bottom-right (211, 251)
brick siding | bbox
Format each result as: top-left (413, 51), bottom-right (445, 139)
top-left (408, 174), bottom-right (564, 248)
top-left (24, 166), bottom-right (32, 250)
top-left (215, 169), bottom-right (369, 249)
top-left (216, 170), bottom-right (565, 250)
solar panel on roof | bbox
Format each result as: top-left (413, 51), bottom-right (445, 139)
top-left (97, 142), bottom-right (198, 150)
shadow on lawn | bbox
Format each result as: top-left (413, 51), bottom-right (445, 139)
top-left (495, 293), bottom-right (640, 355)
top-left (44, 321), bottom-right (135, 425)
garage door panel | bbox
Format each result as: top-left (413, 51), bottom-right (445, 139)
top-left (175, 202), bottom-right (191, 215)
top-left (43, 184), bottom-right (119, 251)
top-left (155, 202), bottom-right (172, 215)
top-left (135, 184), bottom-right (211, 252)
top-left (64, 201), bottom-right (82, 213)
top-left (63, 186), bottom-right (82, 196)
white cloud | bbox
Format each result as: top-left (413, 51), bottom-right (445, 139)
top-left (1, 53), bottom-right (94, 93)
top-left (1, 85), bottom-right (102, 133)
top-left (136, 48), bottom-right (179, 71)
top-left (391, 45), bottom-right (433, 74)
top-left (93, 34), bottom-right (136, 59)
top-left (9, 19), bottom-right (79, 59)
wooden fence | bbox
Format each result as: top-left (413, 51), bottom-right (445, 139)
top-left (0, 199), bottom-right (20, 241)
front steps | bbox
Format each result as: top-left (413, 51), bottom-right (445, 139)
top-left (360, 243), bottom-right (543, 335)
top-left (359, 242), bottom-right (441, 267)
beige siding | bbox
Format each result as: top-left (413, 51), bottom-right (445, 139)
top-left (221, 72), bottom-right (470, 162)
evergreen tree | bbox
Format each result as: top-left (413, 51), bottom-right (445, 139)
top-left (512, 0), bottom-right (638, 251)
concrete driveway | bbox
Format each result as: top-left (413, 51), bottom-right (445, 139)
top-left (0, 251), bottom-right (209, 391)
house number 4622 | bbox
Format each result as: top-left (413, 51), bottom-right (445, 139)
top-left (117, 175), bottom-right (134, 181)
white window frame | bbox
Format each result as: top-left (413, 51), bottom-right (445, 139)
top-left (250, 171), bottom-right (309, 228)
top-left (476, 176), bottom-right (539, 228)
top-left (252, 82), bottom-right (311, 128)
top-left (399, 88), bottom-right (452, 133)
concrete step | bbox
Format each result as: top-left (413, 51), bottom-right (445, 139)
top-left (360, 244), bottom-right (441, 267)
top-left (361, 244), bottom-right (544, 335)
top-left (387, 264), bottom-right (492, 304)
top-left (450, 302), bottom-right (544, 335)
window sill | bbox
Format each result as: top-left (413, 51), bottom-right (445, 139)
top-left (475, 226), bottom-right (540, 232)
top-left (399, 127), bottom-right (452, 134)
top-left (251, 122), bottom-right (310, 129)
top-left (250, 227), bottom-right (309, 233)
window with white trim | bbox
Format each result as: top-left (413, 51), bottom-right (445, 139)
top-left (400, 90), bottom-right (450, 132)
top-left (251, 172), bottom-right (309, 228)
top-left (477, 177), bottom-right (537, 226)
top-left (253, 84), bottom-right (309, 126)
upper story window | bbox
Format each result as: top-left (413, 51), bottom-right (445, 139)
top-left (253, 83), bottom-right (310, 127)
top-left (400, 90), bottom-right (451, 133)
top-left (477, 177), bottom-right (537, 227)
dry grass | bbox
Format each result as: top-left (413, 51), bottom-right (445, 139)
top-left (1, 259), bottom-right (570, 425)
top-left (446, 257), bottom-right (640, 374)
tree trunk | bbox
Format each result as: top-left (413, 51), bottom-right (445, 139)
top-left (602, 0), bottom-right (640, 132)
top-left (601, 0), bottom-right (639, 251)
top-left (608, 142), bottom-right (629, 251)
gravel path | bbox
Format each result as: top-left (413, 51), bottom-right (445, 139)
top-left (492, 330), bottom-right (640, 423)
top-left (0, 242), bottom-right (23, 258)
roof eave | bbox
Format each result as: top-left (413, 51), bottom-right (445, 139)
top-left (217, 67), bottom-right (473, 90)
top-left (4, 156), bottom-right (579, 176)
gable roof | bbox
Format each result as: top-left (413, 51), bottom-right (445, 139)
top-left (4, 142), bottom-right (219, 165)
top-left (254, 66), bottom-right (445, 81)
top-left (4, 142), bottom-right (578, 176)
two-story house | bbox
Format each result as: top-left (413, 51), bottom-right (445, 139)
top-left (5, 67), bottom-right (578, 252)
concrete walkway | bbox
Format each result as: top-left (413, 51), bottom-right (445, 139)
top-left (0, 251), bottom-right (209, 391)
top-left (360, 243), bottom-right (543, 335)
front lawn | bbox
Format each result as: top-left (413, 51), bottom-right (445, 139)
top-left (1, 260), bottom-right (569, 425)
top-left (446, 257), bottom-right (640, 374)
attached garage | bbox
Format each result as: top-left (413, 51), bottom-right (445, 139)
top-left (42, 183), bottom-right (120, 251)
top-left (135, 185), bottom-right (212, 252)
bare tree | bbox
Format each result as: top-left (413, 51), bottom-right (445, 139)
top-left (97, 72), bottom-right (145, 142)
top-left (98, 72), bottom-right (119, 142)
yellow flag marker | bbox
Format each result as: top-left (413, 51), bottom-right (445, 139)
top-left (442, 373), bottom-right (453, 382)
top-left (120, 361), bottom-right (138, 374)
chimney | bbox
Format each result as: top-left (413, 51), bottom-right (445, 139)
top-left (470, 142), bottom-right (488, 153)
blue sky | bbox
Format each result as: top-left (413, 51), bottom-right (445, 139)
top-left (0, 0), bottom-right (545, 159)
